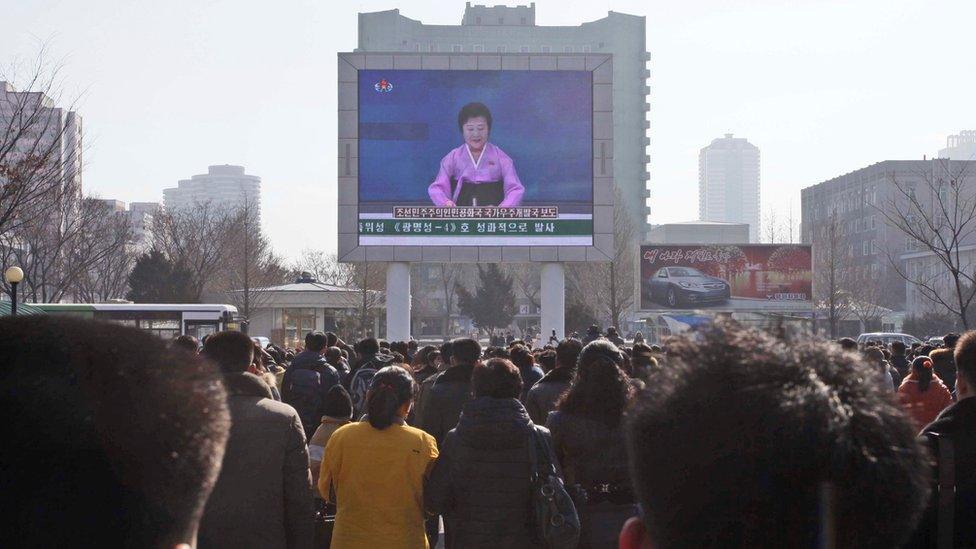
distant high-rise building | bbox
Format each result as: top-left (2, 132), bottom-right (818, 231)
top-left (939, 130), bottom-right (976, 161)
top-left (356, 3), bottom-right (652, 235)
top-left (0, 81), bottom-right (83, 199)
top-left (163, 165), bottom-right (261, 226)
top-left (699, 134), bottom-right (760, 242)
top-left (92, 199), bottom-right (162, 249)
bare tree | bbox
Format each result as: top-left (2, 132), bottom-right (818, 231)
top-left (813, 210), bottom-right (852, 338)
top-left (350, 261), bottom-right (386, 338)
top-left (291, 248), bottom-right (356, 286)
top-left (209, 199), bottom-right (290, 327)
top-left (150, 202), bottom-right (237, 302)
top-left (875, 159), bottom-right (976, 329)
top-left (2, 195), bottom-right (133, 302)
top-left (0, 48), bottom-right (82, 239)
top-left (70, 205), bottom-right (137, 302)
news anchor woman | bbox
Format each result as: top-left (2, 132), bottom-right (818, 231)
top-left (427, 102), bottom-right (525, 207)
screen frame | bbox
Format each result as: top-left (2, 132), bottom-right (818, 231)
top-left (337, 52), bottom-right (614, 263)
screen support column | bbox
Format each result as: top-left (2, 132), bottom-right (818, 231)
top-left (540, 262), bottom-right (565, 342)
top-left (386, 262), bottom-right (411, 342)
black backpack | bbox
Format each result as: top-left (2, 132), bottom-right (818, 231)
top-left (283, 367), bottom-right (325, 434)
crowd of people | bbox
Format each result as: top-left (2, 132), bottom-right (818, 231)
top-left (2, 315), bottom-right (974, 548)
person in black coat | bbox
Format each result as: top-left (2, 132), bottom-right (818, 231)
top-left (426, 358), bottom-right (554, 549)
top-left (281, 331), bottom-right (342, 438)
top-left (525, 338), bottom-right (582, 424)
top-left (419, 338), bottom-right (481, 444)
top-left (548, 339), bottom-right (637, 548)
top-left (907, 332), bottom-right (976, 548)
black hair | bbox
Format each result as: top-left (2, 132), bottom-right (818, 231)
top-left (440, 340), bottom-right (454, 363)
top-left (366, 365), bottom-right (416, 430)
top-left (838, 337), bottom-right (858, 351)
top-left (357, 337), bottom-right (380, 356)
top-left (890, 340), bottom-right (906, 354)
top-left (457, 102), bottom-right (492, 132)
top-left (451, 337), bottom-right (482, 365)
top-left (538, 349), bottom-right (556, 372)
top-left (305, 331), bottom-right (328, 352)
top-left (473, 358), bottom-right (523, 399)
top-left (325, 346), bottom-right (342, 363)
top-left (944, 332), bottom-right (960, 348)
top-left (426, 350), bottom-right (441, 368)
top-left (172, 334), bottom-right (200, 354)
top-left (626, 320), bottom-right (930, 548)
top-left (323, 385), bottom-right (354, 419)
top-left (202, 330), bottom-right (255, 373)
top-left (912, 356), bottom-right (934, 392)
top-left (557, 340), bottom-right (632, 427)
top-left (954, 330), bottom-right (976, 387)
top-left (0, 316), bottom-right (230, 547)
top-left (509, 344), bottom-right (534, 372)
top-left (555, 338), bottom-right (583, 370)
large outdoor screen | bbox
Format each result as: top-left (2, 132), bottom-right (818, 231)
top-left (639, 244), bottom-right (814, 313)
top-left (357, 69), bottom-right (593, 246)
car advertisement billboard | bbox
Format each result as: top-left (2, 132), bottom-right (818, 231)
top-left (357, 69), bottom-right (593, 246)
top-left (639, 244), bottom-right (813, 312)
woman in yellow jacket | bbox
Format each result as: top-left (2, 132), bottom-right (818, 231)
top-left (319, 365), bottom-right (438, 549)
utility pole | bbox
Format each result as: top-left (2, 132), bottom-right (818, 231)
top-left (242, 202), bottom-right (251, 335)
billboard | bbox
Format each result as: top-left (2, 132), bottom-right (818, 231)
top-left (337, 53), bottom-right (615, 263)
top-left (357, 69), bottom-right (591, 246)
top-left (639, 244), bottom-right (813, 312)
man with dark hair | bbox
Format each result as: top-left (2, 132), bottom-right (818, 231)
top-left (891, 340), bottom-right (910, 380)
top-left (838, 337), bottom-right (858, 351)
top-left (0, 316), bottom-right (230, 548)
top-left (324, 346), bottom-right (349, 377)
top-left (421, 338), bottom-right (482, 444)
top-left (345, 337), bottom-right (395, 417)
top-left (525, 338), bottom-right (582, 424)
top-left (173, 333), bottom-right (201, 354)
top-left (509, 344), bottom-right (543, 399)
top-left (200, 331), bottom-right (314, 549)
top-left (426, 358), bottom-right (548, 548)
top-left (412, 340), bottom-right (454, 428)
top-left (620, 321), bottom-right (930, 549)
top-left (282, 331), bottom-right (342, 438)
top-left (909, 330), bottom-right (976, 547)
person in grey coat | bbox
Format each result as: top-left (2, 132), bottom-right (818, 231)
top-left (525, 338), bottom-right (582, 424)
top-left (199, 331), bottom-right (314, 549)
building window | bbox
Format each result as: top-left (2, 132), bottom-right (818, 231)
top-left (564, 46), bottom-right (573, 52)
top-left (582, 45), bottom-right (592, 53)
top-left (498, 17), bottom-right (504, 24)
top-left (452, 44), bottom-right (463, 52)
top-left (540, 45), bottom-right (551, 53)
top-left (473, 44), bottom-right (484, 52)
top-left (281, 308), bottom-right (316, 349)
top-left (496, 45), bottom-right (506, 53)
top-left (476, 16), bottom-right (482, 25)
top-left (520, 46), bottom-right (530, 53)
top-left (521, 17), bottom-right (526, 24)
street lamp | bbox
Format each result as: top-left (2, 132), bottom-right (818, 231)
top-left (4, 266), bottom-right (24, 316)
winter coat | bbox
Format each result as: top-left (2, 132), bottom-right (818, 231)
top-left (897, 374), bottom-right (954, 431)
top-left (906, 397), bottom-right (976, 548)
top-left (425, 397), bottom-right (547, 549)
top-left (308, 416), bottom-right (351, 488)
top-left (320, 421), bottom-right (438, 549)
top-left (524, 367), bottom-right (574, 425)
top-left (419, 363), bottom-right (475, 444)
top-left (517, 364), bottom-right (545, 401)
top-left (199, 372), bottom-right (314, 549)
top-left (930, 348), bottom-right (957, 394)
top-left (891, 354), bottom-right (910, 381)
top-left (281, 350), bottom-right (342, 438)
top-left (547, 410), bottom-right (636, 548)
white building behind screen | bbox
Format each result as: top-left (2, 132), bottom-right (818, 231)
top-left (699, 134), bottom-right (760, 242)
top-left (163, 165), bottom-right (261, 227)
top-left (939, 130), bottom-right (976, 161)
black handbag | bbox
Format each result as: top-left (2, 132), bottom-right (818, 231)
top-left (314, 499), bottom-right (335, 548)
top-left (527, 426), bottom-right (581, 549)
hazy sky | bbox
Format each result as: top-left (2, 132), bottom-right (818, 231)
top-left (3, 0), bottom-right (973, 259)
